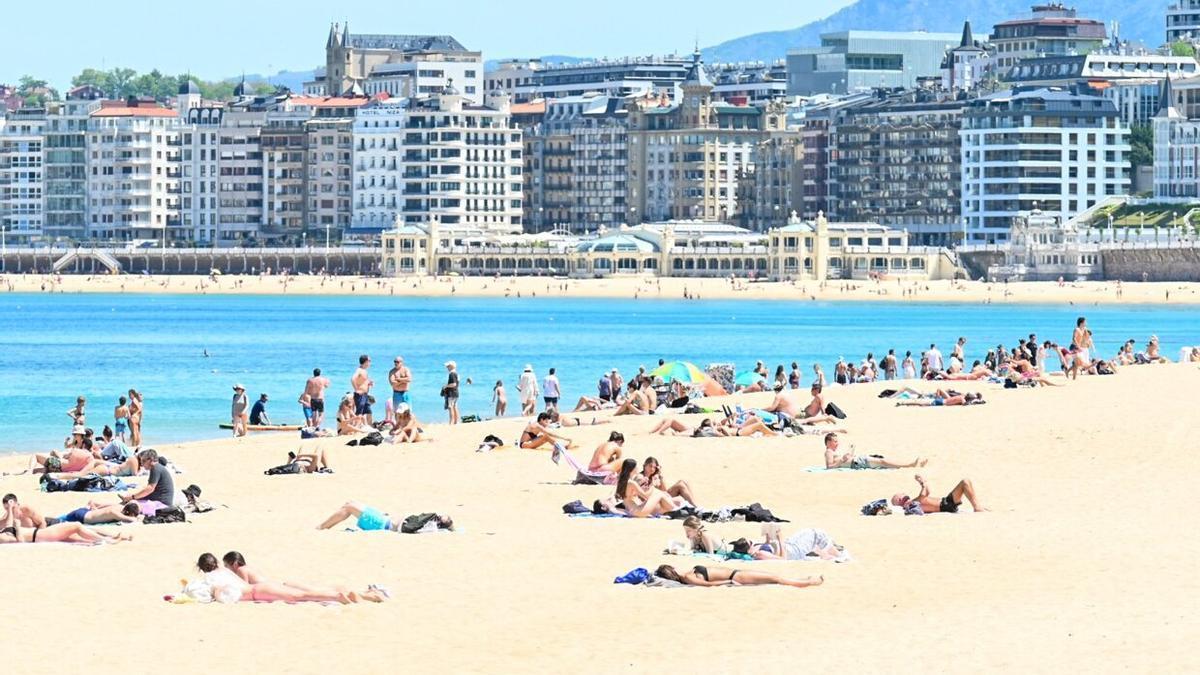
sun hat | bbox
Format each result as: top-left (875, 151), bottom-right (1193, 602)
top-left (523, 364), bottom-right (533, 371)
top-left (395, 403), bottom-right (410, 415)
top-left (233, 383), bottom-right (245, 391)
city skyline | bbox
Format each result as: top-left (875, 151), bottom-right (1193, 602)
top-left (0, 1), bottom-right (850, 89)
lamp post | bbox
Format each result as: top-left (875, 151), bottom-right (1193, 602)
top-left (325, 223), bottom-right (331, 250)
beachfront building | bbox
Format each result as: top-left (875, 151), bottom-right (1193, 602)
top-left (306, 23), bottom-right (483, 104)
top-left (960, 87), bottom-right (1130, 243)
top-left (734, 134), bottom-right (803, 231)
top-left (1167, 1), bottom-right (1200, 44)
top-left (524, 93), bottom-right (630, 233)
top-left (710, 61), bottom-right (789, 104)
top-left (85, 99), bottom-right (182, 244)
top-left (941, 21), bottom-right (992, 93)
top-left (786, 30), bottom-right (962, 96)
top-left (0, 106), bottom-right (46, 243)
top-left (627, 50), bottom-right (796, 226)
top-left (349, 89), bottom-right (523, 235)
top-left (1151, 77), bottom-right (1200, 200)
top-left (484, 59), bottom-right (543, 103)
top-left (42, 88), bottom-right (103, 242)
top-left (989, 3), bottom-right (1107, 72)
top-left (378, 212), bottom-right (958, 281)
top-left (829, 91), bottom-right (967, 245)
top-left (529, 56), bottom-right (691, 99)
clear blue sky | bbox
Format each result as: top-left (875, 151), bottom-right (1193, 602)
top-left (1, 0), bottom-right (851, 87)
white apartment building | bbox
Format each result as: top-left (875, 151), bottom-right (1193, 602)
top-left (86, 100), bottom-right (182, 243)
top-left (43, 89), bottom-right (103, 241)
top-left (0, 107), bottom-right (46, 243)
top-left (351, 58), bottom-right (483, 103)
top-left (1152, 77), bottom-right (1200, 200)
top-left (1167, 1), bottom-right (1200, 43)
top-left (961, 88), bottom-right (1130, 243)
top-left (178, 102), bottom-right (268, 245)
top-left (484, 59), bottom-right (542, 103)
top-left (350, 91), bottom-right (524, 234)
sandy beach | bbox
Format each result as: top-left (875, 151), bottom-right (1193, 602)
top-left (3, 271), bottom-right (1200, 305)
top-left (1, 363), bottom-right (1197, 673)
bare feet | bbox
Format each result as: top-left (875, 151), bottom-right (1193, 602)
top-left (917, 458), bottom-right (929, 467)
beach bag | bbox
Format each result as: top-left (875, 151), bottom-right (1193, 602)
top-left (878, 389), bottom-right (897, 399)
top-left (144, 506), bottom-right (187, 524)
top-left (400, 512), bottom-right (440, 534)
top-left (356, 431), bottom-right (384, 447)
top-left (264, 462), bottom-right (303, 476)
top-left (562, 500), bottom-right (590, 515)
top-left (861, 499), bottom-right (892, 516)
top-left (613, 567), bottom-right (650, 585)
top-left (300, 428), bottom-right (319, 439)
top-left (733, 503), bottom-right (788, 523)
top-left (824, 402), bottom-right (847, 420)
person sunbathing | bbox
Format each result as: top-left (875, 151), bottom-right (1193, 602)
top-left (649, 418), bottom-right (729, 437)
top-left (57, 501), bottom-right (142, 525)
top-left (1, 494), bottom-right (48, 528)
top-left (896, 390), bottom-right (984, 406)
top-left (221, 551), bottom-right (387, 603)
top-left (613, 459), bottom-right (688, 518)
top-left (637, 456), bottom-right (698, 507)
top-left (28, 444), bottom-right (94, 475)
top-left (273, 447), bottom-right (334, 474)
top-left (731, 523), bottom-right (845, 561)
top-left (49, 452), bottom-right (143, 480)
top-left (1, 501), bottom-right (131, 543)
top-left (548, 410), bottom-right (610, 428)
top-left (681, 515), bottom-right (725, 554)
top-left (571, 395), bottom-right (615, 412)
top-left (336, 396), bottom-right (373, 435)
top-left (588, 432), bottom-right (626, 473)
top-left (193, 553), bottom-right (378, 604)
top-left (316, 501), bottom-right (454, 533)
top-left (891, 474), bottom-right (988, 513)
top-left (766, 384), bottom-right (841, 426)
top-left (717, 411), bottom-right (779, 437)
top-left (939, 363), bottom-right (992, 381)
top-left (520, 412), bottom-right (574, 450)
top-left (613, 381), bottom-right (655, 416)
top-left (1144, 336), bottom-right (1169, 363)
top-left (654, 564), bottom-right (823, 588)
top-left (824, 433), bottom-right (925, 469)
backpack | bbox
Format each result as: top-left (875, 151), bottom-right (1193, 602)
top-left (353, 431), bottom-right (384, 447)
top-left (732, 503), bottom-right (788, 523)
top-left (861, 499), bottom-right (892, 516)
top-left (824, 402), bottom-right (847, 420)
top-left (144, 505), bottom-right (187, 525)
top-left (562, 499), bottom-right (590, 515)
top-left (400, 512), bottom-right (439, 534)
top-left (264, 462), bottom-right (303, 476)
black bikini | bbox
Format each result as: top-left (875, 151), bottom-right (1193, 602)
top-left (693, 565), bottom-right (738, 583)
top-left (0, 526), bottom-right (16, 539)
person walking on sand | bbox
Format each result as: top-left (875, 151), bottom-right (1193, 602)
top-left (492, 380), bottom-right (507, 417)
top-left (351, 355), bottom-right (374, 425)
top-left (542, 367), bottom-right (561, 413)
top-left (891, 474), bottom-right (987, 513)
top-left (388, 356), bottom-right (412, 421)
top-left (303, 368), bottom-right (331, 429)
top-left (231, 385), bottom-right (249, 437)
top-left (442, 361), bottom-right (461, 424)
top-left (518, 364), bottom-right (539, 416)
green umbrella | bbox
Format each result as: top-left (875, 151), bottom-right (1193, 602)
top-left (735, 370), bottom-right (764, 387)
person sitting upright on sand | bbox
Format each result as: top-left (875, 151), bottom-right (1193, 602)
top-left (764, 383), bottom-right (841, 426)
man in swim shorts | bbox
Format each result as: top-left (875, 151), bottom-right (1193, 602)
top-left (823, 433), bottom-right (925, 470)
top-left (351, 355), bottom-right (374, 424)
top-left (304, 368), bottom-right (331, 428)
top-left (316, 501), bottom-right (453, 533)
top-left (891, 474), bottom-right (988, 513)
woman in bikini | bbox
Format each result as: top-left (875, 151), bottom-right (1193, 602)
top-left (127, 389), bottom-right (143, 448)
top-left (194, 553), bottom-right (381, 604)
top-left (1, 501), bottom-right (132, 543)
top-left (520, 412), bottom-right (574, 450)
top-left (221, 551), bottom-right (388, 602)
top-left (649, 418), bottom-right (730, 437)
top-left (50, 453), bottom-right (143, 480)
top-left (637, 457), bottom-right (698, 507)
top-left (613, 459), bottom-right (688, 518)
top-left (654, 564), bottom-right (823, 588)
top-left (389, 405), bottom-right (425, 443)
top-left (681, 515), bottom-right (724, 554)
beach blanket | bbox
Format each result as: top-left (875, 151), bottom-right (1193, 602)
top-left (567, 512), bottom-right (633, 519)
top-left (550, 445), bottom-right (616, 485)
top-left (41, 476), bottom-right (135, 493)
top-left (803, 466), bottom-right (889, 472)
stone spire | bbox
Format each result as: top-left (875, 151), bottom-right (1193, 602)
top-left (1156, 77), bottom-right (1181, 119)
top-left (960, 20), bottom-right (975, 48)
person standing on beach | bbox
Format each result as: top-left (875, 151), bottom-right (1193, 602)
top-left (443, 361), bottom-right (461, 424)
top-left (67, 396), bottom-right (87, 427)
top-left (388, 356), bottom-right (412, 422)
top-left (231, 384), bottom-right (249, 437)
top-left (493, 380), bottom-right (507, 417)
top-left (609, 369), bottom-right (624, 403)
top-left (1070, 317), bottom-right (1094, 380)
top-left (518, 365), bottom-right (539, 416)
top-left (114, 397), bottom-right (130, 443)
top-left (542, 367), bottom-right (561, 413)
top-left (304, 368), bottom-right (331, 429)
top-left (881, 350), bottom-right (898, 381)
top-left (789, 362), bottom-right (802, 390)
top-left (127, 389), bottom-right (143, 448)
top-left (351, 355), bottom-right (374, 425)
top-left (901, 351), bottom-right (916, 379)
top-left (926, 344), bottom-right (944, 373)
top-left (951, 338), bottom-right (967, 371)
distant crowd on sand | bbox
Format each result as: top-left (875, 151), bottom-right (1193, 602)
top-left (3, 312), bottom-right (1194, 600)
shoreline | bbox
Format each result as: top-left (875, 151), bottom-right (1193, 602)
top-left (4, 273), bottom-right (1200, 305)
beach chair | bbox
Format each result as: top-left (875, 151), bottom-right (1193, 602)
top-left (550, 445), bottom-right (615, 485)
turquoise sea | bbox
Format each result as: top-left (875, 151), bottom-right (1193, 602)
top-left (0, 293), bottom-right (1195, 452)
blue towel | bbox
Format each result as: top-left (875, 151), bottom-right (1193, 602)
top-left (613, 567), bottom-right (650, 585)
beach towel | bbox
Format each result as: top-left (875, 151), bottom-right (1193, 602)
top-left (567, 512), bottom-right (630, 519)
top-left (643, 575), bottom-right (689, 588)
top-left (803, 466), bottom-right (889, 472)
top-left (41, 476), bottom-right (134, 493)
top-left (550, 445), bottom-right (616, 485)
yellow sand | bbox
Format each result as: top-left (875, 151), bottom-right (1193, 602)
top-left (0, 364), bottom-right (1196, 673)
top-left (3, 272), bottom-right (1199, 305)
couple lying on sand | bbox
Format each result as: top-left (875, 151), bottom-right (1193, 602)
top-left (184, 551), bottom-right (388, 604)
top-left (1, 493), bottom-right (132, 544)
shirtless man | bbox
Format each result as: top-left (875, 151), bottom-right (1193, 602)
top-left (891, 474), bottom-right (988, 513)
top-left (351, 355), bottom-right (374, 425)
top-left (588, 432), bottom-right (625, 473)
top-left (388, 356), bottom-right (412, 421)
top-left (896, 390), bottom-right (984, 406)
top-left (1, 494), bottom-right (48, 528)
top-left (823, 433), bottom-right (925, 470)
top-left (765, 383), bottom-right (840, 425)
top-left (304, 368), bottom-right (332, 428)
top-left (1070, 317), bottom-right (1094, 380)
